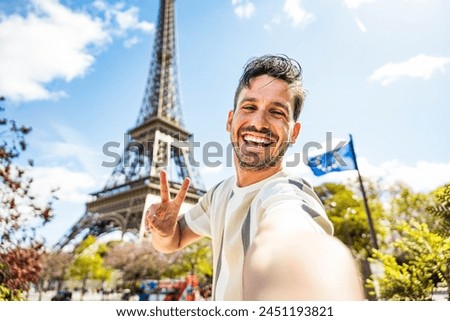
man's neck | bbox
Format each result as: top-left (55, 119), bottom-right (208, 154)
top-left (235, 161), bottom-right (283, 187)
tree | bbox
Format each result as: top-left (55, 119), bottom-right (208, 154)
top-left (387, 184), bottom-right (436, 232)
top-left (0, 248), bottom-right (41, 301)
top-left (105, 239), bottom-right (213, 290)
top-left (163, 239), bottom-right (213, 284)
top-left (315, 181), bottom-right (387, 300)
top-left (314, 178), bottom-right (449, 301)
top-left (427, 184), bottom-right (450, 299)
top-left (365, 184), bottom-right (450, 300)
top-left (0, 97), bottom-right (56, 300)
top-left (67, 235), bottom-right (112, 300)
top-left (316, 181), bottom-right (386, 257)
top-left (105, 240), bottom-right (176, 291)
top-left (38, 251), bottom-right (73, 294)
top-left (427, 184), bottom-right (450, 237)
top-left (369, 220), bottom-right (449, 300)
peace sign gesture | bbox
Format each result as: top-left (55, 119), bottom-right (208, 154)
top-left (145, 170), bottom-right (190, 238)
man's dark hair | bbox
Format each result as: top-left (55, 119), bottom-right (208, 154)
top-left (233, 54), bottom-right (306, 121)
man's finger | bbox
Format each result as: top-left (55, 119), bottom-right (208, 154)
top-left (174, 177), bottom-right (190, 207)
top-left (145, 211), bottom-right (154, 231)
top-left (160, 170), bottom-right (170, 202)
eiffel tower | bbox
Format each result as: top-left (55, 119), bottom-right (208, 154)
top-left (54, 0), bottom-right (205, 250)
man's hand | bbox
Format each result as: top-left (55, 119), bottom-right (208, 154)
top-left (145, 170), bottom-right (190, 238)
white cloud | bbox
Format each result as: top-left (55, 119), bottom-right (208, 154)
top-left (263, 15), bottom-right (282, 32)
top-left (124, 36), bottom-right (140, 48)
top-left (232, 1), bottom-right (256, 20)
top-left (115, 7), bottom-right (153, 32)
top-left (285, 156), bottom-right (450, 193)
top-left (28, 124), bottom-right (111, 203)
top-left (0, 0), bottom-right (108, 101)
top-left (29, 166), bottom-right (98, 203)
top-left (354, 15), bottom-right (367, 32)
top-left (0, 0), bottom-right (153, 102)
top-left (360, 159), bottom-right (450, 192)
top-left (40, 140), bottom-right (99, 169)
top-left (284, 136), bottom-right (450, 192)
top-left (94, 1), bottom-right (154, 35)
top-left (344, 0), bottom-right (377, 9)
top-left (369, 54), bottom-right (450, 86)
top-left (283, 0), bottom-right (314, 27)
top-left (34, 123), bottom-right (103, 173)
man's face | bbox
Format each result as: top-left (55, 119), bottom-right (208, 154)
top-left (227, 75), bottom-right (301, 171)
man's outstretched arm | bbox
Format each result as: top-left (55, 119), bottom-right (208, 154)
top-left (243, 211), bottom-right (365, 300)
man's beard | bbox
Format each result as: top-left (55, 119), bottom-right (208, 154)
top-left (231, 127), bottom-right (290, 172)
top-left (233, 143), bottom-right (286, 171)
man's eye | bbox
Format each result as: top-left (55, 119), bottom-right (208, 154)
top-left (272, 110), bottom-right (286, 116)
top-left (242, 105), bottom-right (255, 110)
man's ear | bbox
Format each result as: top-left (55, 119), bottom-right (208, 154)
top-left (290, 122), bottom-right (301, 144)
top-left (226, 110), bottom-right (234, 132)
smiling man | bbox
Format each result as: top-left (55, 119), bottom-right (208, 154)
top-left (145, 55), bottom-right (364, 301)
top-left (227, 72), bottom-right (301, 182)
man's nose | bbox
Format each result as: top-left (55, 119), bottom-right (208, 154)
top-left (251, 110), bottom-right (270, 130)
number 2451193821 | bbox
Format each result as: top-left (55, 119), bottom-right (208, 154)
top-left (258, 306), bottom-right (333, 317)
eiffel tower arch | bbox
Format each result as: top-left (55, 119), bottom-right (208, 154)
top-left (54, 0), bottom-right (205, 250)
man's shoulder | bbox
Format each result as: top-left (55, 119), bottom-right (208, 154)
top-left (257, 172), bottom-right (333, 235)
top-left (257, 171), bottom-right (326, 212)
top-left (260, 171), bottom-right (315, 194)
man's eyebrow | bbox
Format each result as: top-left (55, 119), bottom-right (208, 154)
top-left (238, 97), bottom-right (290, 113)
top-left (238, 97), bottom-right (257, 105)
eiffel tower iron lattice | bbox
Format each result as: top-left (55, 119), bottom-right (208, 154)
top-left (54, 0), bottom-right (205, 250)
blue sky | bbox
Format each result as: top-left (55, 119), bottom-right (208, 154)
top-left (1, 0), bottom-right (449, 247)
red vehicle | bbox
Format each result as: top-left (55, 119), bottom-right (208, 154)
top-left (139, 274), bottom-right (200, 301)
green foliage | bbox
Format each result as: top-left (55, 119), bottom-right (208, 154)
top-left (427, 184), bottom-right (450, 237)
top-left (368, 251), bottom-right (434, 300)
top-left (68, 236), bottom-right (112, 290)
top-left (426, 183), bottom-right (450, 298)
top-left (163, 239), bottom-right (213, 283)
top-left (389, 185), bottom-right (428, 219)
top-left (74, 235), bottom-right (96, 255)
top-left (69, 254), bottom-right (111, 282)
top-left (0, 261), bottom-right (22, 301)
top-left (0, 284), bottom-right (22, 301)
top-left (315, 180), bottom-right (450, 300)
top-left (369, 220), bottom-right (449, 300)
top-left (387, 184), bottom-right (437, 234)
top-left (316, 182), bottom-right (385, 257)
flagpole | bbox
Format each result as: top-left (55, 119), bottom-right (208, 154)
top-left (349, 135), bottom-right (379, 250)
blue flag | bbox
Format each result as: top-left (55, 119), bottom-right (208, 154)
top-left (307, 137), bottom-right (357, 176)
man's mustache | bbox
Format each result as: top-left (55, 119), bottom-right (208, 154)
top-left (238, 126), bottom-right (277, 139)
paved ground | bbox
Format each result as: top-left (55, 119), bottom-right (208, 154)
top-left (26, 290), bottom-right (137, 301)
top-left (27, 288), bottom-right (448, 301)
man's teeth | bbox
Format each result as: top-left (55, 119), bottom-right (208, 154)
top-left (243, 135), bottom-right (271, 144)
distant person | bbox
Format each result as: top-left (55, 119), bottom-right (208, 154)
top-left (145, 54), bottom-right (364, 300)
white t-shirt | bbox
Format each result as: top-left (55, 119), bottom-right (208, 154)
top-left (184, 170), bottom-right (333, 300)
